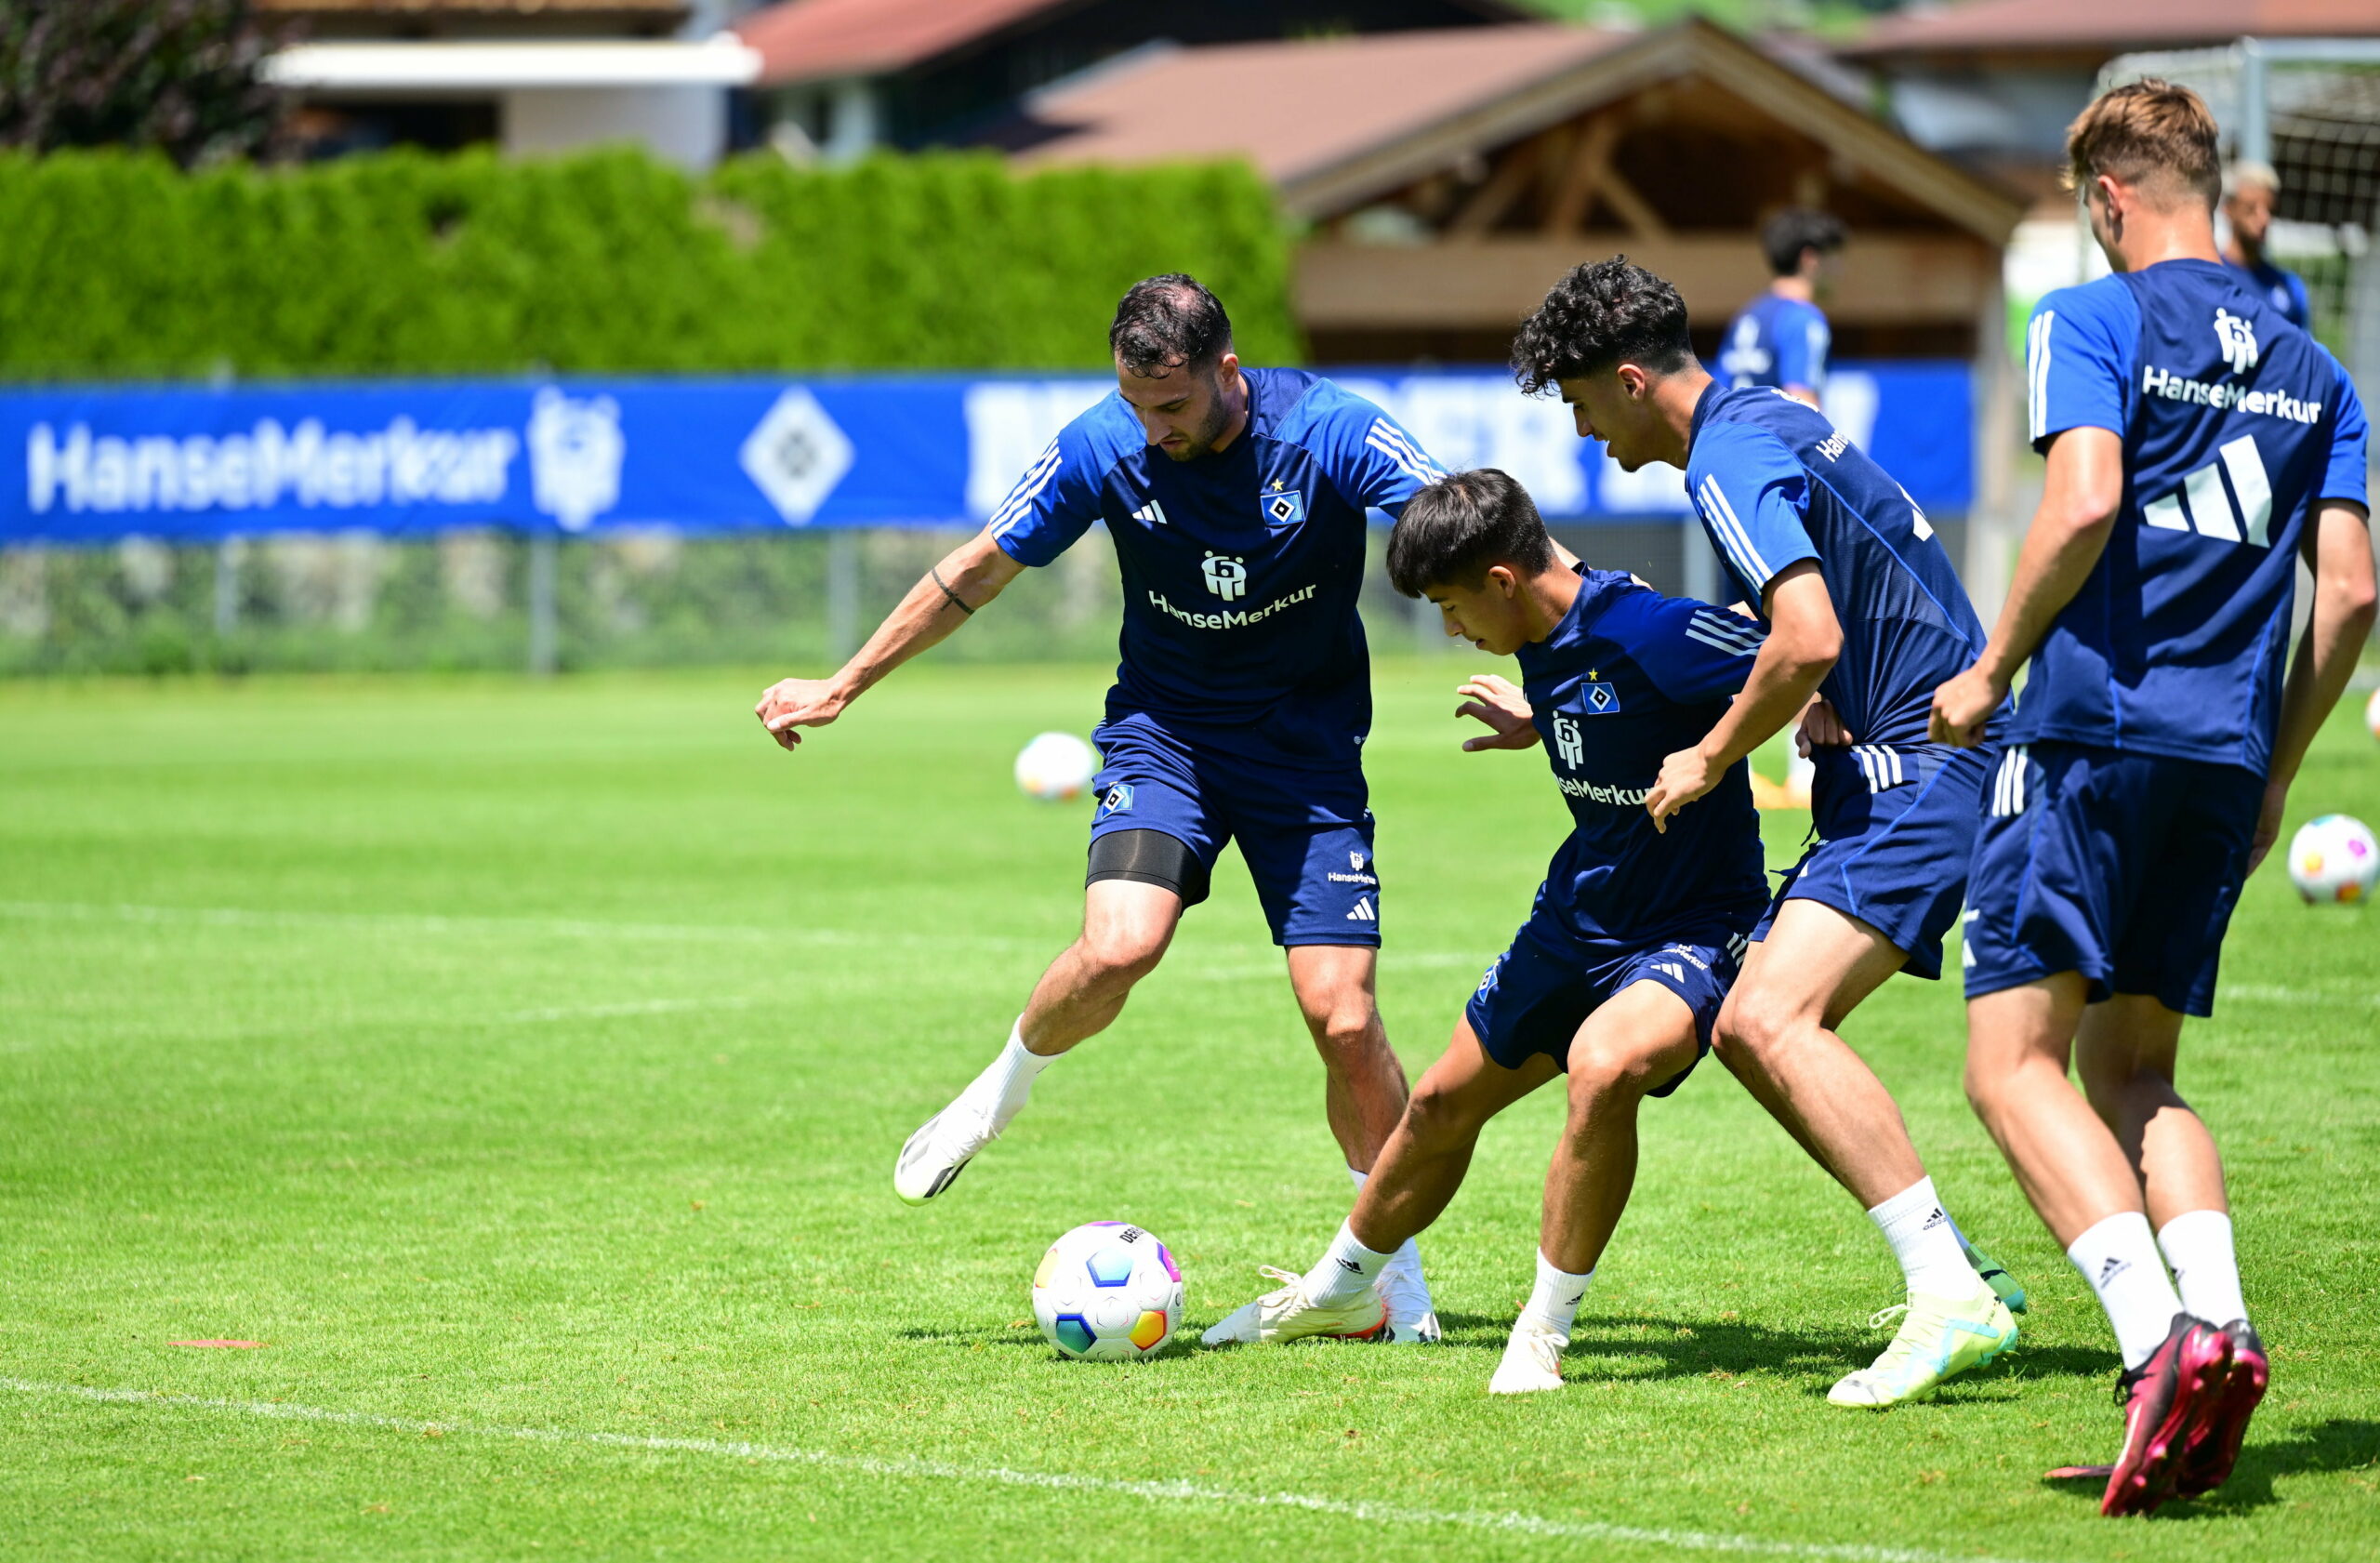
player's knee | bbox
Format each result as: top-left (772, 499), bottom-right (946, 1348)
top-left (1566, 1038), bottom-right (1665, 1106)
top-left (1299, 988), bottom-right (1378, 1058)
top-left (1399, 1079), bottom-right (1484, 1153)
top-left (1075, 921), bottom-right (1169, 986)
top-left (1712, 988), bottom-right (1799, 1064)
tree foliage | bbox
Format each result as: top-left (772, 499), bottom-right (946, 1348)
top-left (0, 0), bottom-right (289, 166)
top-left (0, 144), bottom-right (1302, 378)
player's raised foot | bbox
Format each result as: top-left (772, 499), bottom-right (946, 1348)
top-left (1379, 1261), bottom-right (1442, 1344)
top-left (2175, 1320), bottom-right (2268, 1499)
top-left (1827, 1280), bottom-right (2017, 1408)
top-left (1488, 1318), bottom-right (1567, 1395)
top-left (1963, 1239), bottom-right (2028, 1315)
top-left (2078, 1314), bottom-right (2233, 1517)
top-left (892, 1091), bottom-right (999, 1205)
top-left (1199, 1266), bottom-right (1388, 1347)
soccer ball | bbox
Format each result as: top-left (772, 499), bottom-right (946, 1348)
top-left (2287, 814), bottom-right (2380, 905)
top-left (1030, 1221), bottom-right (1183, 1361)
top-left (2365, 686), bottom-right (2380, 743)
top-left (1014, 731), bottom-right (1098, 802)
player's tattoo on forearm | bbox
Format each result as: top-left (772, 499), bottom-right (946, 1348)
top-left (930, 565), bottom-right (975, 616)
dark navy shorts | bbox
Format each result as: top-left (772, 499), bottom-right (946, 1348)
top-left (1086, 716), bottom-right (1380, 947)
top-left (1464, 910), bottom-right (1750, 1093)
top-left (1962, 740), bottom-right (2261, 1017)
top-left (1754, 740), bottom-right (1996, 981)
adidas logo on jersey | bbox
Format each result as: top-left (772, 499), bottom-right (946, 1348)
top-left (1131, 500), bottom-right (1169, 526)
top-left (1345, 897), bottom-right (1376, 922)
top-left (2141, 434), bottom-right (2273, 548)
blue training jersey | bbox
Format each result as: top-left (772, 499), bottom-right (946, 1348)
top-left (2018, 258), bottom-right (2369, 774)
top-left (2226, 254), bottom-right (2312, 332)
top-left (990, 368), bottom-right (1444, 769)
top-left (1685, 383), bottom-right (1990, 748)
top-left (1515, 568), bottom-right (1772, 946)
top-left (1718, 293), bottom-right (1831, 393)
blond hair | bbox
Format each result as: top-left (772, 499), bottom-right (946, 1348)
top-left (2065, 80), bottom-right (2222, 206)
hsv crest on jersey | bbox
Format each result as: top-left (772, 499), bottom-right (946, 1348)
top-left (1200, 552), bottom-right (1249, 601)
top-left (2215, 308), bottom-right (2259, 375)
top-left (1263, 491), bottom-right (1305, 523)
top-left (1581, 681), bottom-right (1620, 715)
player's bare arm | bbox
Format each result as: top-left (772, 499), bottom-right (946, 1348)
top-left (1930, 427), bottom-right (2123, 747)
top-left (1454, 673), bottom-right (1540, 751)
top-left (1646, 562), bottom-right (1837, 831)
top-left (755, 527), bottom-right (1025, 749)
top-left (2249, 499), bottom-right (2377, 868)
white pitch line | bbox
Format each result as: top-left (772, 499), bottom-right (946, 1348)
top-left (498, 996), bottom-right (757, 1024)
top-left (0, 1378), bottom-right (2049, 1563)
top-left (2219, 983), bottom-right (2380, 1007)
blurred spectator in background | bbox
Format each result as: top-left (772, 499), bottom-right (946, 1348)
top-left (1719, 208), bottom-right (1845, 409)
top-left (2221, 161), bottom-right (2311, 331)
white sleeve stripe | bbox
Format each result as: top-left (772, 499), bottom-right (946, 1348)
top-left (1368, 419), bottom-right (1446, 480)
top-left (1684, 623), bottom-right (1762, 658)
top-left (1687, 610), bottom-right (1764, 650)
top-left (988, 446), bottom-right (1059, 531)
top-left (1695, 485), bottom-right (1761, 591)
top-left (1364, 431), bottom-right (1438, 486)
top-left (2027, 312), bottom-right (2054, 443)
top-left (988, 444), bottom-right (1063, 533)
top-left (1685, 620), bottom-right (1764, 656)
top-left (1698, 474), bottom-right (1775, 588)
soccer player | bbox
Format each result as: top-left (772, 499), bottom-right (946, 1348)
top-left (1513, 258), bottom-right (2023, 1407)
top-left (1717, 209), bottom-right (1844, 409)
top-left (1202, 468), bottom-right (1776, 1393)
top-left (2221, 162), bottom-right (2313, 332)
top-left (753, 275), bottom-right (1450, 1340)
top-left (1933, 82), bottom-right (2372, 1516)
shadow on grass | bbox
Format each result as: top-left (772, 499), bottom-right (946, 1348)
top-left (2043, 1418), bottom-right (2380, 1519)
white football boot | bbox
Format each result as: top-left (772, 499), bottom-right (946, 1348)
top-left (1488, 1317), bottom-right (1567, 1395)
top-left (1378, 1256), bottom-right (1442, 1344)
top-left (1199, 1267), bottom-right (1389, 1346)
top-left (892, 1086), bottom-right (1000, 1205)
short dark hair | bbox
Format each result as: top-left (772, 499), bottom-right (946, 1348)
top-left (1510, 257), bottom-right (1695, 395)
top-left (1760, 208), bottom-right (1846, 276)
top-left (1109, 274), bottom-right (1233, 377)
top-left (1386, 469), bottom-right (1556, 597)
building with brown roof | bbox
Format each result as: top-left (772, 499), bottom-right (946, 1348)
top-left (733, 0), bottom-right (1527, 160)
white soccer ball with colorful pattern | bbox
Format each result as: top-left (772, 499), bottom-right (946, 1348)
top-left (2287, 814), bottom-right (2380, 905)
top-left (1014, 731), bottom-right (1099, 802)
top-left (1031, 1221), bottom-right (1183, 1360)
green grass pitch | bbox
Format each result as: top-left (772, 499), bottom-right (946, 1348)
top-left (3, 660), bottom-right (2375, 1561)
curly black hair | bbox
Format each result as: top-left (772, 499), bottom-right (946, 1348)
top-left (1509, 256), bottom-right (1694, 397)
top-left (1760, 208), bottom-right (1846, 276)
top-left (1109, 273), bottom-right (1233, 377)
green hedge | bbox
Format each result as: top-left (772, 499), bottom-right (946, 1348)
top-left (0, 146), bottom-right (1301, 378)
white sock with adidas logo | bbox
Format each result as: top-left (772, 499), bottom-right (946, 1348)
top-left (2069, 1211), bottom-right (2184, 1371)
top-left (1520, 1250), bottom-right (1593, 1336)
top-left (1868, 1177), bottom-right (1979, 1297)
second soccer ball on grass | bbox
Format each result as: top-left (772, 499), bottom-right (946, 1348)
top-left (1014, 731), bottom-right (1099, 802)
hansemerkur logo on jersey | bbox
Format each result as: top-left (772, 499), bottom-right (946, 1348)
top-left (1200, 552), bottom-right (1249, 600)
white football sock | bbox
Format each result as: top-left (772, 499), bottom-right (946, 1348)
top-left (964, 1020), bottom-right (1052, 1133)
top-left (1346, 1166), bottom-right (1426, 1286)
top-left (1869, 1177), bottom-right (1980, 1296)
top-left (1519, 1250), bottom-right (1593, 1336)
top-left (2158, 1209), bottom-right (2248, 1328)
top-left (1303, 1218), bottom-right (1395, 1307)
top-left (2068, 1211), bottom-right (2184, 1371)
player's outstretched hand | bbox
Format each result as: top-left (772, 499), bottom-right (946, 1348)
top-left (1796, 696), bottom-right (1852, 756)
top-left (1646, 744), bottom-right (1715, 833)
top-left (754, 677), bottom-right (849, 751)
top-left (2246, 775), bottom-right (2291, 875)
top-left (1455, 675), bottom-right (1540, 752)
top-left (1927, 666), bottom-right (2003, 748)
